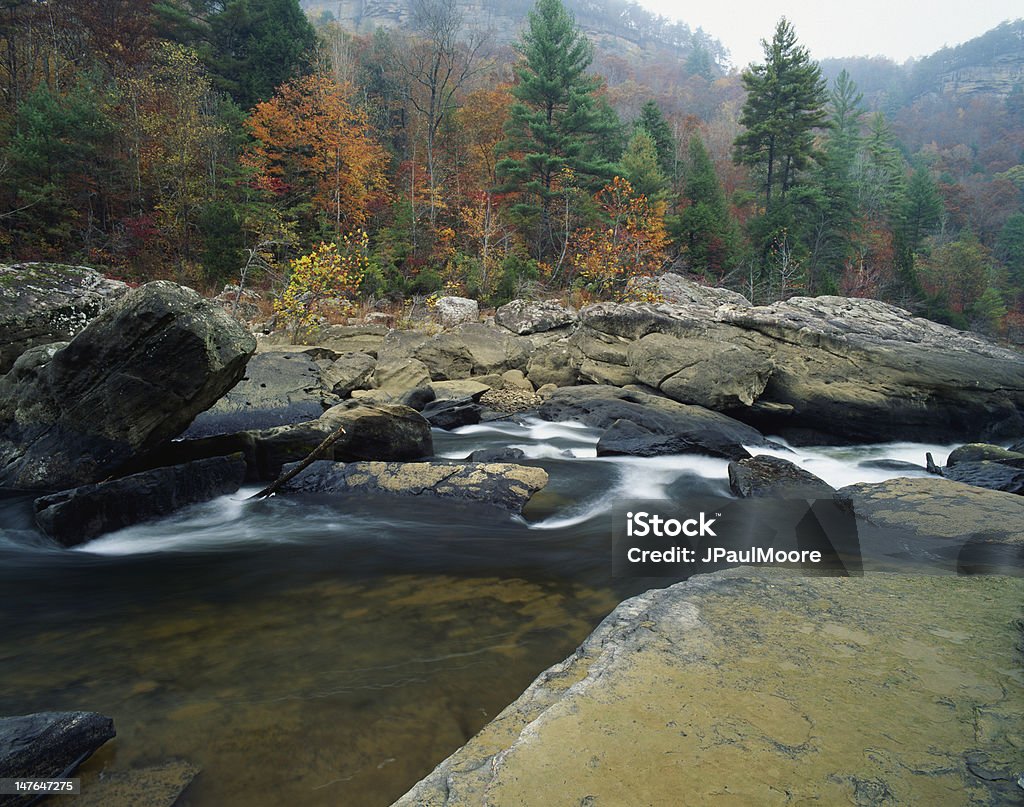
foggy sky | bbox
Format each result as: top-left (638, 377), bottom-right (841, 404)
top-left (638, 0), bottom-right (1022, 69)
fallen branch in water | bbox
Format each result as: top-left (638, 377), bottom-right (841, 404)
top-left (250, 423), bottom-right (347, 499)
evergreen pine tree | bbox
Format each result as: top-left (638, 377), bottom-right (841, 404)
top-left (803, 69), bottom-right (864, 291)
top-left (636, 100), bottom-right (676, 180)
top-left (496, 0), bottom-right (617, 257)
top-left (156, 0), bottom-right (317, 109)
top-left (733, 18), bottom-right (827, 210)
top-left (674, 135), bottom-right (736, 277)
top-left (901, 166), bottom-right (943, 252)
top-left (619, 129), bottom-right (670, 201)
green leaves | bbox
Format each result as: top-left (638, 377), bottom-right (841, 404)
top-left (733, 18), bottom-right (827, 208)
top-left (496, 0), bottom-right (619, 256)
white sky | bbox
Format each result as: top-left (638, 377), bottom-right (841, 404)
top-left (636, 0), bottom-right (1022, 68)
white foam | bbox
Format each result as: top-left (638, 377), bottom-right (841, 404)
top-left (745, 439), bottom-right (956, 489)
top-left (76, 487), bottom-right (267, 555)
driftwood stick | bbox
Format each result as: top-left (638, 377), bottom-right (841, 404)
top-left (250, 424), bottom-right (347, 499)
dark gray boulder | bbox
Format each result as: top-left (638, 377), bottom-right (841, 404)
top-left (0, 282), bottom-right (255, 490)
top-left (34, 455), bottom-right (247, 546)
top-left (540, 385), bottom-right (773, 459)
top-left (597, 419), bottom-right (743, 459)
top-left (396, 385), bottom-right (436, 411)
top-left (943, 461), bottom-right (1024, 495)
top-left (137, 403), bottom-right (433, 482)
top-left (728, 455), bottom-right (835, 498)
top-left (469, 447), bottom-right (526, 462)
top-left (856, 459), bottom-right (926, 471)
top-left (421, 397), bottom-right (483, 430)
top-left (181, 350), bottom-right (330, 438)
top-left (0, 711), bottom-right (115, 805)
top-left (280, 459), bottom-right (548, 513)
top-left (0, 263), bottom-right (127, 374)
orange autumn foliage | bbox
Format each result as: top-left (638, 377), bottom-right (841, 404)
top-left (243, 74), bottom-right (389, 233)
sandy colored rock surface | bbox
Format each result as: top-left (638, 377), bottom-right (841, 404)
top-left (395, 570), bottom-right (1024, 806)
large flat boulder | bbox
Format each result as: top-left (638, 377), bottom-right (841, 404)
top-left (0, 282), bottom-right (255, 490)
top-left (0, 711), bottom-right (115, 805)
top-left (394, 571), bottom-right (1024, 806)
top-left (722, 295), bottom-right (1024, 442)
top-left (280, 459), bottom-right (548, 513)
top-left (0, 263), bottom-right (127, 374)
top-left (34, 455), bottom-right (246, 546)
top-left (575, 282), bottom-right (1024, 443)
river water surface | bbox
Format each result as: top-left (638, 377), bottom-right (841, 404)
top-left (0, 420), bottom-right (962, 805)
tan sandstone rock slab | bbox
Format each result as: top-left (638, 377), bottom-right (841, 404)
top-left (394, 570), bottom-right (1024, 807)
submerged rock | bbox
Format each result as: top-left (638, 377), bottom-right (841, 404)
top-left (393, 571), bottom-right (1024, 807)
top-left (728, 455), bottom-right (835, 498)
top-left (279, 459), bottom-right (548, 513)
top-left (0, 711), bottom-right (115, 804)
top-left (0, 263), bottom-right (127, 374)
top-left (34, 455), bottom-right (247, 546)
top-left (71, 759), bottom-right (200, 807)
top-left (0, 282), bottom-right (255, 490)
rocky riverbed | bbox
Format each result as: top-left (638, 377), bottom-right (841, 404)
top-left (1, 264), bottom-right (1022, 805)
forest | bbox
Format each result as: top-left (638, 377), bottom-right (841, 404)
top-left (1, 0), bottom-right (1022, 336)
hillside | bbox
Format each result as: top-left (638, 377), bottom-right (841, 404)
top-left (822, 18), bottom-right (1024, 108)
top-left (302, 0), bottom-right (727, 69)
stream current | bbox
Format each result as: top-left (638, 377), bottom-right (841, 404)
top-left (0, 419), bottom-right (966, 805)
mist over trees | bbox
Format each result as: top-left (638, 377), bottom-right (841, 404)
top-left (0, 0), bottom-right (1021, 335)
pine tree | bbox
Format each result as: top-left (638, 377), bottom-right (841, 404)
top-left (496, 0), bottom-right (617, 257)
top-left (804, 69), bottom-right (864, 291)
top-left (733, 18), bottom-right (827, 210)
top-left (674, 135), bottom-right (735, 277)
top-left (619, 129), bottom-right (669, 201)
top-left (636, 100), bottom-right (676, 180)
top-left (156, 0), bottom-right (317, 109)
top-left (901, 166), bottom-right (943, 252)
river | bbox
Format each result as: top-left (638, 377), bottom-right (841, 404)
top-left (0, 419), bottom-right (961, 805)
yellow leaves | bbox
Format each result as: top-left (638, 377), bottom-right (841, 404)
top-left (570, 176), bottom-right (669, 297)
top-left (274, 236), bottom-right (369, 334)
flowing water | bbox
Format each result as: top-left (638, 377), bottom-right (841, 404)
top-left (0, 420), bottom-right (966, 805)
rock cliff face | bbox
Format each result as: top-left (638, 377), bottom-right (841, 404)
top-left (309, 0), bottom-right (715, 65)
